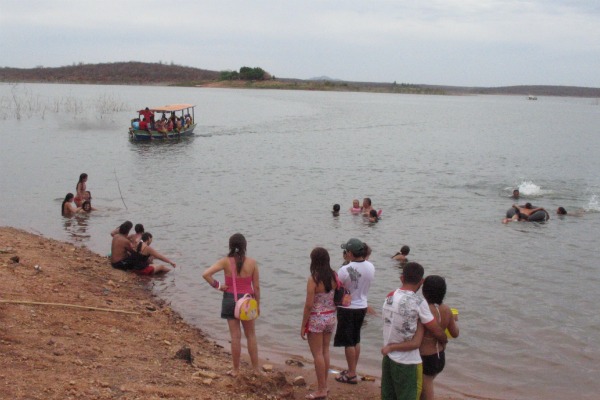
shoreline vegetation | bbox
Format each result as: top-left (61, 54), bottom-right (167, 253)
top-left (2, 61), bottom-right (600, 98)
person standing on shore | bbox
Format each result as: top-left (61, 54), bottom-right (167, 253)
top-left (301, 247), bottom-right (338, 400)
top-left (202, 233), bottom-right (261, 377)
top-left (334, 238), bottom-right (375, 384)
top-left (419, 275), bottom-right (459, 400)
top-left (381, 262), bottom-right (449, 400)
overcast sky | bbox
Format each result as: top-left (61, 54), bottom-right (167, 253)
top-left (1, 0), bottom-right (599, 87)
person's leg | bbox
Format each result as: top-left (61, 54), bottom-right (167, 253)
top-left (241, 319), bottom-right (260, 372)
top-left (322, 332), bottom-right (332, 383)
top-left (421, 374), bottom-right (435, 400)
top-left (381, 355), bottom-right (395, 400)
top-left (353, 343), bottom-right (361, 376)
top-left (307, 332), bottom-right (328, 397)
top-left (227, 319), bottom-right (242, 375)
top-left (151, 264), bottom-right (171, 274)
top-left (344, 346), bottom-right (357, 377)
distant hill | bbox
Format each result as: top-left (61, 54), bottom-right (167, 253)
top-left (0, 62), bottom-right (219, 85)
top-left (1, 62), bottom-right (599, 97)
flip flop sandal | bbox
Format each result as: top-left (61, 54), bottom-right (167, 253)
top-left (335, 374), bottom-right (357, 384)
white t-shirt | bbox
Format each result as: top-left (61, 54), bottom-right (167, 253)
top-left (382, 288), bottom-right (434, 364)
top-left (337, 260), bottom-right (375, 309)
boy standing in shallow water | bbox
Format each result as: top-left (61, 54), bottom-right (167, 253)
top-left (381, 262), bottom-right (448, 400)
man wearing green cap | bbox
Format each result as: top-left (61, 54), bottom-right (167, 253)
top-left (334, 238), bottom-right (375, 384)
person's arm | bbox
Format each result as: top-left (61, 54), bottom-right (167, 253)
top-left (148, 247), bottom-right (175, 267)
top-left (446, 309), bottom-right (459, 338)
top-left (300, 277), bottom-right (316, 340)
top-left (381, 322), bottom-right (424, 355)
top-left (252, 261), bottom-right (260, 312)
top-left (202, 258), bottom-right (227, 291)
top-left (110, 227), bottom-right (120, 237)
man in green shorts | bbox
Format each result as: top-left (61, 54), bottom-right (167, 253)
top-left (381, 262), bottom-right (448, 399)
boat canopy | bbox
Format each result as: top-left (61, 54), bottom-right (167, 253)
top-left (139, 104), bottom-right (195, 113)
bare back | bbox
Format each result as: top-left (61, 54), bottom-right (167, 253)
top-left (421, 303), bottom-right (452, 355)
top-left (111, 234), bottom-right (132, 263)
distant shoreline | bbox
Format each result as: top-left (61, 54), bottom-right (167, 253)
top-left (2, 61), bottom-right (600, 98)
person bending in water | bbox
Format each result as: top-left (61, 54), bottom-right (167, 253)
top-left (131, 232), bottom-right (176, 275)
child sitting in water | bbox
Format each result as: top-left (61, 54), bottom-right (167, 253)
top-left (392, 245), bottom-right (410, 263)
top-left (332, 204), bottom-right (340, 216)
top-left (349, 199), bottom-right (361, 214)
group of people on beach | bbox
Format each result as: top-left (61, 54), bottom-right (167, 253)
top-left (61, 173), bottom-right (97, 217)
top-left (202, 225), bottom-right (458, 400)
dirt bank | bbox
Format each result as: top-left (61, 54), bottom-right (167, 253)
top-left (0, 227), bottom-right (388, 399)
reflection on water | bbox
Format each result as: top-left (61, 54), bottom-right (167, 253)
top-left (63, 214), bottom-right (91, 242)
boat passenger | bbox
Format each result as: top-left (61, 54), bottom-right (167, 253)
top-left (166, 118), bottom-right (174, 132)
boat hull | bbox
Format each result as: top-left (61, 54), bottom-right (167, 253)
top-left (129, 124), bottom-right (197, 141)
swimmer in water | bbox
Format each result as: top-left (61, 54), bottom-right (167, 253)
top-left (362, 197), bottom-right (374, 216)
top-left (392, 245), bottom-right (410, 263)
top-left (349, 199), bottom-right (361, 214)
top-left (332, 204), bottom-right (341, 217)
top-left (512, 189), bottom-right (520, 199)
top-left (556, 206), bottom-right (585, 216)
top-left (368, 209), bottom-right (379, 223)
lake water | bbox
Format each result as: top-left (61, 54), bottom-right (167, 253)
top-left (1, 83), bottom-right (599, 399)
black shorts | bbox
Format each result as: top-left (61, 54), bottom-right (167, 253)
top-left (333, 307), bottom-right (367, 347)
top-left (422, 351), bottom-right (445, 376)
top-left (221, 292), bottom-right (236, 319)
top-left (111, 255), bottom-right (136, 270)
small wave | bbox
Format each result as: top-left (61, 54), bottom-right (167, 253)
top-left (515, 181), bottom-right (551, 197)
top-left (585, 194), bottom-right (600, 212)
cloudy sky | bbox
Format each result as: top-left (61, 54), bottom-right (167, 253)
top-left (1, 0), bottom-right (599, 87)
